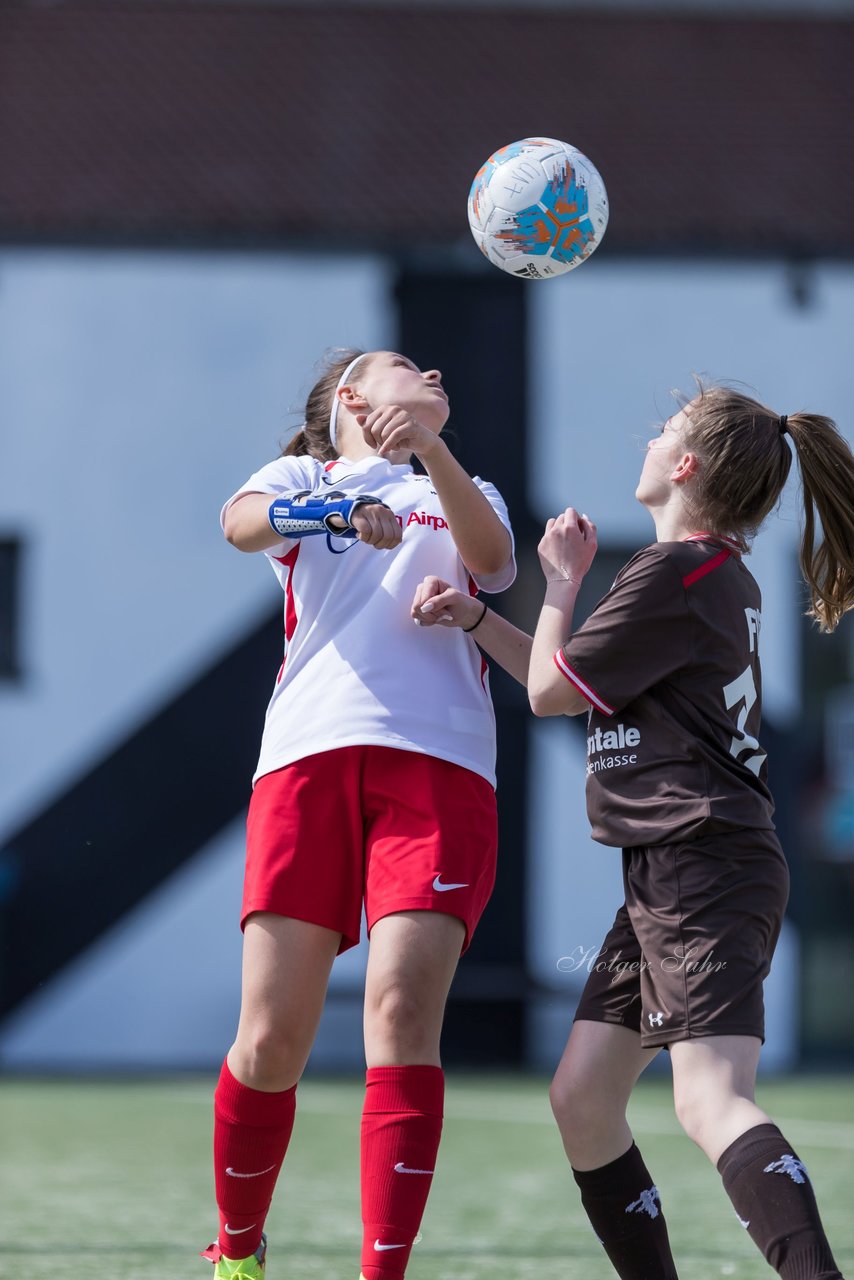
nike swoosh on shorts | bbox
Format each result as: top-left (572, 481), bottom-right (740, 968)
top-left (432, 875), bottom-right (469, 892)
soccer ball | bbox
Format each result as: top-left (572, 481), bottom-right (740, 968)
top-left (467, 137), bottom-right (609, 280)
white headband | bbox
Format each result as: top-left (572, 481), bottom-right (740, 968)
top-left (328, 352), bottom-right (369, 453)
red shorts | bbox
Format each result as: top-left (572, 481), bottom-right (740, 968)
top-left (242, 745), bottom-right (498, 954)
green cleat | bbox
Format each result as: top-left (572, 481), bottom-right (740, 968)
top-left (200, 1233), bottom-right (267, 1278)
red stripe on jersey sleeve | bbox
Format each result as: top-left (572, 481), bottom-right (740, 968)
top-left (282, 545), bottom-right (301, 642)
top-left (553, 649), bottom-right (616, 716)
top-left (273, 544), bottom-right (301, 681)
top-left (682, 548), bottom-right (731, 588)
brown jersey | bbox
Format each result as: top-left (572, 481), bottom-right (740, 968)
top-left (555, 534), bottom-right (776, 848)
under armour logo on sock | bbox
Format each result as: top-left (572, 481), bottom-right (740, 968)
top-left (625, 1186), bottom-right (661, 1219)
top-left (764, 1154), bottom-right (809, 1184)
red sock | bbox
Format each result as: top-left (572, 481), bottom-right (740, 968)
top-left (360, 1064), bottom-right (444, 1280)
top-left (213, 1058), bottom-right (297, 1259)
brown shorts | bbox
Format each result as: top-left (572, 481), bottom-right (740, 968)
top-left (574, 828), bottom-right (789, 1048)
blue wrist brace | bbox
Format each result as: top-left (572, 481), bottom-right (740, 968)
top-left (268, 490), bottom-right (389, 539)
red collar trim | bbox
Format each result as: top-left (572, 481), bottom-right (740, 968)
top-left (683, 531), bottom-right (742, 552)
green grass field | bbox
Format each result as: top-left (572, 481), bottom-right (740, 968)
top-left (2, 1074), bottom-right (852, 1278)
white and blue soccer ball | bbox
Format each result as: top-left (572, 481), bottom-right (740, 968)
top-left (467, 137), bottom-right (609, 280)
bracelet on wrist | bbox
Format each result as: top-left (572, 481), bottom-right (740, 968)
top-left (462, 600), bottom-right (488, 633)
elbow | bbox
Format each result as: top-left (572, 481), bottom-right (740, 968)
top-left (469, 552), bottom-right (512, 578)
top-left (222, 492), bottom-right (266, 551)
top-left (528, 686), bottom-right (561, 718)
top-left (223, 520), bottom-right (253, 552)
top-left (529, 679), bottom-right (589, 718)
top-left (486, 548), bottom-right (514, 576)
top-left (222, 507), bottom-right (240, 546)
top-left (469, 531), bottom-right (513, 578)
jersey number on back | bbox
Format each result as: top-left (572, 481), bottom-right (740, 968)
top-left (722, 665), bottom-right (767, 777)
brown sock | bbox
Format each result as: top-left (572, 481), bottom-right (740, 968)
top-left (572, 1142), bottom-right (679, 1279)
top-left (717, 1123), bottom-right (841, 1279)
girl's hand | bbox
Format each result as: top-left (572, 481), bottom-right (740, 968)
top-left (411, 576), bottom-right (480, 627)
top-left (357, 405), bottom-right (442, 461)
top-left (348, 503), bottom-right (402, 550)
top-left (538, 508), bottom-right (597, 584)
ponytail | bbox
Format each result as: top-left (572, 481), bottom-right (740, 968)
top-left (786, 412), bottom-right (854, 632)
top-left (679, 382), bottom-right (854, 633)
top-left (281, 347), bottom-right (367, 463)
top-left (282, 426), bottom-right (310, 458)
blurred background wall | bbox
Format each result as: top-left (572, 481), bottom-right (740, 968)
top-left (0, 0), bottom-right (852, 1073)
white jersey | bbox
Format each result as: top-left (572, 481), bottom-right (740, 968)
top-left (221, 452), bottom-right (516, 788)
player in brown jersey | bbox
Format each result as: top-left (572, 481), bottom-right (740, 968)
top-left (411, 383), bottom-right (854, 1280)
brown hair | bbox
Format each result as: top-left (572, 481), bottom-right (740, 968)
top-left (282, 347), bottom-right (370, 463)
top-left (678, 381), bottom-right (854, 632)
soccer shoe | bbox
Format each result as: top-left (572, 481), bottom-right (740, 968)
top-left (200, 1233), bottom-right (267, 1277)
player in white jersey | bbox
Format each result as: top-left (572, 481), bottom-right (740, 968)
top-left (201, 348), bottom-right (515, 1280)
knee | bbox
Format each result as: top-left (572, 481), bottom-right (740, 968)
top-left (549, 1067), bottom-right (607, 1143)
top-left (673, 1079), bottom-right (713, 1146)
top-left (549, 1070), bottom-right (580, 1128)
top-left (231, 1022), bottom-right (309, 1091)
top-left (365, 982), bottom-right (436, 1058)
